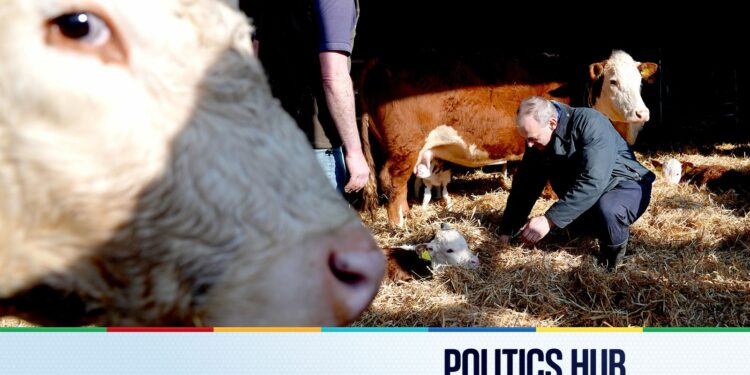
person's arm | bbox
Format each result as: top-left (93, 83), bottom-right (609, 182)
top-left (319, 51), bottom-right (368, 193)
top-left (316, 0), bottom-right (368, 193)
top-left (499, 147), bottom-right (548, 243)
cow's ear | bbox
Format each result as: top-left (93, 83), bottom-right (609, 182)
top-left (639, 62), bottom-right (658, 81)
top-left (682, 162), bottom-right (695, 174)
top-left (544, 82), bottom-right (564, 93)
top-left (651, 159), bottom-right (663, 170)
top-left (415, 244), bottom-right (433, 261)
top-left (589, 62), bottom-right (605, 81)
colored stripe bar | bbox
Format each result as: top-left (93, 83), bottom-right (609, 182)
top-left (323, 327), bottom-right (428, 332)
top-left (214, 327), bottom-right (321, 332)
top-left (107, 327), bottom-right (213, 332)
top-left (429, 327), bottom-right (535, 332)
top-left (645, 327), bottom-right (750, 332)
top-left (0, 327), bottom-right (106, 332)
top-left (538, 327), bottom-right (643, 333)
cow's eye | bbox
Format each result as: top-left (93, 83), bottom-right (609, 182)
top-left (446, 249), bottom-right (454, 253)
top-left (46, 11), bottom-right (126, 64)
top-left (51, 13), bottom-right (111, 47)
top-left (609, 79), bottom-right (619, 87)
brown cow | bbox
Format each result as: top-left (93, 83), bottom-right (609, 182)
top-left (361, 50), bottom-right (657, 226)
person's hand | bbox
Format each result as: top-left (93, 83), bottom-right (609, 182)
top-left (344, 150), bottom-right (369, 193)
top-left (520, 216), bottom-right (553, 244)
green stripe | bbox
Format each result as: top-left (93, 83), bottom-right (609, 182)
top-left (645, 327), bottom-right (750, 332)
top-left (0, 327), bottom-right (106, 332)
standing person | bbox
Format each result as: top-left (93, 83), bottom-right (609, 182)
top-left (241, 0), bottom-right (368, 194)
top-left (499, 96), bottom-right (655, 271)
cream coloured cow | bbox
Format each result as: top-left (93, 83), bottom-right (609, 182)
top-left (589, 50), bottom-right (658, 145)
top-left (0, 0), bottom-right (384, 326)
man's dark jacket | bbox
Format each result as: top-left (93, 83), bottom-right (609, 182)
top-left (500, 102), bottom-right (655, 235)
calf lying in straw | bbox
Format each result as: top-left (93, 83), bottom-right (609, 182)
top-left (384, 223), bottom-right (478, 281)
top-left (652, 158), bottom-right (750, 192)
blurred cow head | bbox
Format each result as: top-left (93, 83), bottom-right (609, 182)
top-left (0, 0), bottom-right (384, 326)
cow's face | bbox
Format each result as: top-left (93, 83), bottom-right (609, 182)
top-left (419, 224), bottom-right (479, 269)
top-left (589, 50), bottom-right (658, 144)
top-left (0, 0), bottom-right (384, 326)
top-left (662, 159), bottom-right (683, 184)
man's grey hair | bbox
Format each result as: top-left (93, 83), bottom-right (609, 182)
top-left (516, 96), bottom-right (557, 127)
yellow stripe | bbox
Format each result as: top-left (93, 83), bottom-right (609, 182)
top-left (214, 327), bottom-right (321, 332)
top-left (538, 327), bottom-right (643, 333)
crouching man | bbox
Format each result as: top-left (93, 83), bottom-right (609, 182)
top-left (498, 96), bottom-right (655, 271)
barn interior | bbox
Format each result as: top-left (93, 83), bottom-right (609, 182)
top-left (350, 3), bottom-right (750, 327)
top-left (353, 3), bottom-right (748, 148)
top-left (3, 1), bottom-right (747, 328)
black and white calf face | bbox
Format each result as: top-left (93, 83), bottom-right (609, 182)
top-left (418, 223), bottom-right (479, 269)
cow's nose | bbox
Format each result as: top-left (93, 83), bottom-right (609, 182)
top-left (469, 257), bottom-right (480, 269)
top-left (635, 108), bottom-right (650, 122)
top-left (326, 226), bottom-right (384, 324)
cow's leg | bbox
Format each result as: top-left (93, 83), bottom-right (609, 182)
top-left (414, 177), bottom-right (423, 199)
top-left (421, 183), bottom-right (433, 209)
top-left (383, 161), bottom-right (412, 227)
top-left (441, 183), bottom-right (452, 209)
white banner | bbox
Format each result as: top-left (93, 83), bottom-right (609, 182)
top-left (0, 331), bottom-right (747, 374)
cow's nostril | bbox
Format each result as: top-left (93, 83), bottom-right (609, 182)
top-left (323, 234), bottom-right (385, 325)
top-left (329, 252), bottom-right (366, 285)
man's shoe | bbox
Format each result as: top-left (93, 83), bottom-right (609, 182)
top-left (597, 239), bottom-right (627, 271)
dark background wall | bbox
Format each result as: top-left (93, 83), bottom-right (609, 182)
top-left (353, 3), bottom-right (749, 149)
top-left (241, 1), bottom-right (749, 149)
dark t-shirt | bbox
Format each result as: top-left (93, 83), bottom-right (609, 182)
top-left (241, 0), bottom-right (358, 149)
top-left (316, 0), bottom-right (358, 53)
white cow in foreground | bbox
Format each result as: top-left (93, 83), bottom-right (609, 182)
top-left (0, 0), bottom-right (384, 326)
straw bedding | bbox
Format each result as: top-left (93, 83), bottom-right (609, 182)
top-left (355, 144), bottom-right (750, 327)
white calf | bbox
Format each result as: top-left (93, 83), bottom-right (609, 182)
top-left (385, 223), bottom-right (479, 281)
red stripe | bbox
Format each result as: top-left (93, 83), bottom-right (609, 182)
top-left (106, 327), bottom-right (214, 332)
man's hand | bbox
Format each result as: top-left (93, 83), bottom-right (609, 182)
top-left (344, 150), bottom-right (369, 193)
top-left (520, 216), bottom-right (554, 244)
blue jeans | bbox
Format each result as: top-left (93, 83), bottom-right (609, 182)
top-left (315, 147), bottom-right (347, 194)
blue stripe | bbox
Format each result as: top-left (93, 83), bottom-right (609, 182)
top-left (322, 327), bottom-right (429, 332)
top-left (428, 327), bottom-right (536, 332)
